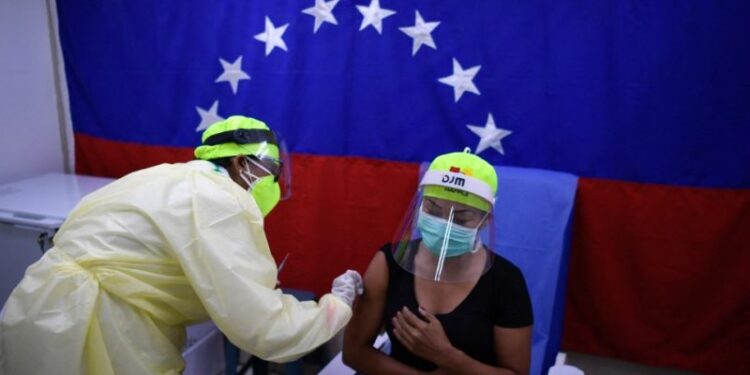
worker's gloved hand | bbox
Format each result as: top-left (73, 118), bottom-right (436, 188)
top-left (331, 270), bottom-right (364, 307)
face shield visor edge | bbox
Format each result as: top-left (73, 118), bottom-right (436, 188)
top-left (391, 170), bottom-right (497, 283)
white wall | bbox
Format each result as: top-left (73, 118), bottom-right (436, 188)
top-left (0, 0), bottom-right (69, 185)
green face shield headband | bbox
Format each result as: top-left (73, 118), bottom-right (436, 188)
top-left (202, 128), bottom-right (278, 149)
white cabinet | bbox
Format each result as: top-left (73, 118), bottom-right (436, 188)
top-left (0, 173), bottom-right (224, 374)
top-left (0, 173), bottom-right (113, 304)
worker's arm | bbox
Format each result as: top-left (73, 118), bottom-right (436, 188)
top-left (170, 173), bottom-right (352, 363)
top-left (342, 251), bottom-right (424, 375)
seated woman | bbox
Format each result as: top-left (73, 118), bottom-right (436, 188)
top-left (343, 149), bottom-right (533, 374)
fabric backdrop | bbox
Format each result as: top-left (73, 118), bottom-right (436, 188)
top-left (57, 1), bottom-right (750, 374)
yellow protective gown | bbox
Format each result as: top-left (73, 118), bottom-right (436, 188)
top-left (0, 160), bottom-right (352, 375)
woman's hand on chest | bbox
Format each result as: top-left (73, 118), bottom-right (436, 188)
top-left (391, 306), bottom-right (458, 365)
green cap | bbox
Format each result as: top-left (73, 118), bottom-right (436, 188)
top-left (423, 149), bottom-right (497, 212)
top-left (194, 116), bottom-right (280, 160)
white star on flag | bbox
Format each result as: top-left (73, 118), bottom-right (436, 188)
top-left (195, 100), bottom-right (225, 132)
top-left (254, 16), bottom-right (289, 56)
top-left (399, 10), bottom-right (440, 56)
top-left (302, 0), bottom-right (340, 33)
top-left (356, 0), bottom-right (396, 34)
top-left (438, 58), bottom-right (481, 102)
top-left (467, 114), bottom-right (512, 155)
top-left (215, 56), bottom-right (250, 94)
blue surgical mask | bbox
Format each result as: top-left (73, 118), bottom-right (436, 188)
top-left (417, 211), bottom-right (478, 257)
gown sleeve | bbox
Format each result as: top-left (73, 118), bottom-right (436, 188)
top-left (165, 171), bottom-right (352, 363)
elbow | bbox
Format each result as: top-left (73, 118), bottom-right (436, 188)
top-left (342, 344), bottom-right (366, 370)
top-left (342, 344), bottom-right (376, 373)
top-left (341, 346), bottom-right (356, 368)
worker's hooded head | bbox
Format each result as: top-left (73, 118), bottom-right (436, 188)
top-left (195, 115), bottom-right (291, 217)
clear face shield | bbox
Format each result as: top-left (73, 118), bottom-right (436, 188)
top-left (201, 126), bottom-right (293, 200)
top-left (391, 171), bottom-right (496, 283)
top-left (244, 134), bottom-right (292, 200)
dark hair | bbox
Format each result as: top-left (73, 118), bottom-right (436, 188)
top-left (206, 156), bottom-right (234, 169)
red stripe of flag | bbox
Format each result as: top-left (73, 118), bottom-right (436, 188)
top-left (75, 133), bottom-right (750, 374)
top-left (563, 177), bottom-right (750, 375)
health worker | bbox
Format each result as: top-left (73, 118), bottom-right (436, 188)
top-left (0, 115), bottom-right (363, 375)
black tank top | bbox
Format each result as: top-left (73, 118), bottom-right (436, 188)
top-left (380, 244), bottom-right (533, 371)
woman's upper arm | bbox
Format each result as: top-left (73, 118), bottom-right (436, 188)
top-left (491, 262), bottom-right (534, 374)
top-left (342, 251), bottom-right (389, 364)
top-left (493, 325), bottom-right (532, 375)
